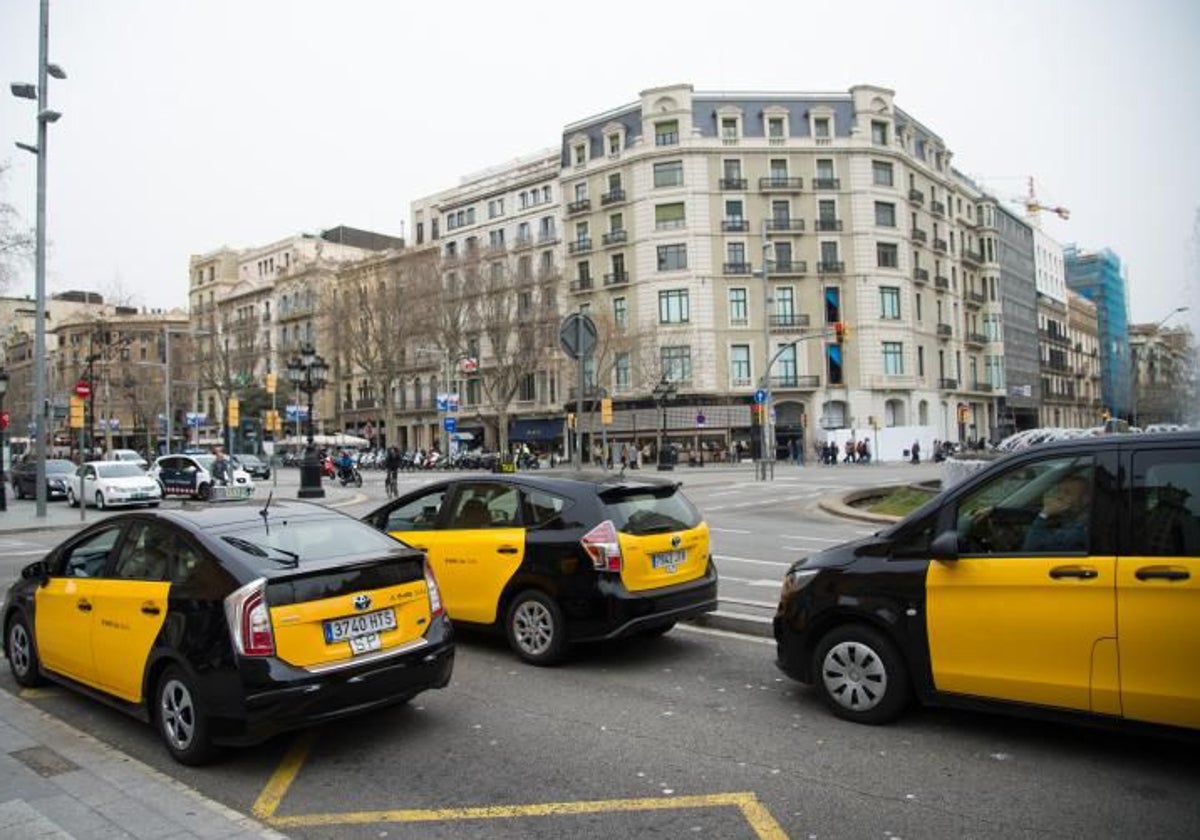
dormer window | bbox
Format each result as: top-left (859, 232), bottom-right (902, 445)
top-left (813, 117), bottom-right (831, 139)
top-left (573, 143), bottom-right (587, 167)
top-left (721, 116), bottom-right (739, 142)
top-left (608, 133), bottom-right (621, 156)
top-left (871, 120), bottom-right (889, 145)
top-left (655, 120), bottom-right (679, 147)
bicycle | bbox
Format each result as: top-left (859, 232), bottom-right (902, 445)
top-left (385, 468), bottom-right (399, 498)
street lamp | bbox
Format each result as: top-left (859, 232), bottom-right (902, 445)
top-left (10, 0), bottom-right (66, 518)
top-left (1131, 306), bottom-right (1189, 427)
top-left (0, 369), bottom-right (9, 512)
top-left (285, 343), bottom-right (328, 499)
top-left (652, 375), bottom-right (677, 471)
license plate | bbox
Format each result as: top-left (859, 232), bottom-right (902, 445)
top-left (652, 549), bottom-right (687, 570)
top-left (349, 633), bottom-right (383, 655)
top-left (323, 608), bottom-right (397, 643)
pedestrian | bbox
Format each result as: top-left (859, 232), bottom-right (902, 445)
top-left (911, 439), bottom-right (921, 465)
top-left (856, 439), bottom-right (866, 463)
top-left (211, 446), bottom-right (230, 485)
top-left (844, 440), bottom-right (856, 464)
top-left (861, 439), bottom-right (871, 464)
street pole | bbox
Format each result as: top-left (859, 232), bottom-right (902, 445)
top-left (574, 314), bottom-right (584, 469)
top-left (164, 324), bottom-right (171, 455)
top-left (760, 223), bottom-right (773, 481)
top-left (31, 0), bottom-right (52, 517)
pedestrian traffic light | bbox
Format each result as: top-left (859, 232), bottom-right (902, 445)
top-left (227, 398), bottom-right (239, 427)
top-left (834, 322), bottom-right (846, 345)
top-left (69, 396), bottom-right (84, 429)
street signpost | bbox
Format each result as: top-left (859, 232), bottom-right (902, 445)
top-left (74, 380), bottom-right (91, 399)
top-left (559, 312), bottom-right (597, 470)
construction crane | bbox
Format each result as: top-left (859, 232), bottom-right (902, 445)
top-left (1023, 176), bottom-right (1070, 220)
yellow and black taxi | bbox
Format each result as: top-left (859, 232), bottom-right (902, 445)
top-left (362, 472), bottom-right (717, 665)
top-left (775, 430), bottom-right (1200, 734)
top-left (3, 498), bottom-right (454, 764)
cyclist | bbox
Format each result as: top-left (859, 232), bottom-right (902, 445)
top-left (337, 449), bottom-right (355, 483)
top-left (384, 446), bottom-right (401, 497)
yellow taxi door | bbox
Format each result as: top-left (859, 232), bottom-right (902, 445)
top-left (428, 527), bottom-right (524, 624)
top-left (33, 524), bottom-right (126, 685)
top-left (927, 454), bottom-right (1119, 713)
top-left (1116, 447), bottom-right (1200, 729)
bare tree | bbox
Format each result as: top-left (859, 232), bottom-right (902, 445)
top-left (0, 162), bottom-right (34, 292)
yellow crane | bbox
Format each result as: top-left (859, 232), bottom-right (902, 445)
top-left (1023, 176), bottom-right (1070, 220)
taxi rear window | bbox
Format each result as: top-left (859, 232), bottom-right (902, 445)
top-left (602, 487), bottom-right (702, 535)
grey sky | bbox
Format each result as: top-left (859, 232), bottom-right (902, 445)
top-left (2, 0), bottom-right (1197, 334)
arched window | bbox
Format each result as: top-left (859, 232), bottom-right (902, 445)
top-left (884, 399), bottom-right (906, 427)
top-left (414, 377), bottom-right (423, 410)
top-left (918, 400), bottom-right (929, 426)
top-left (821, 400), bottom-right (847, 429)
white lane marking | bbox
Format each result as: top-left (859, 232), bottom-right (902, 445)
top-left (715, 555), bottom-right (792, 568)
top-left (709, 527), bottom-right (752, 534)
top-left (720, 576), bottom-right (783, 588)
top-left (676, 623), bottom-right (775, 646)
top-left (780, 535), bottom-right (845, 542)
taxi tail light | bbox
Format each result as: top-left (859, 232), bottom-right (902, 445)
top-left (424, 560), bottom-right (444, 617)
top-left (581, 519), bottom-right (622, 572)
top-left (224, 579), bottom-right (276, 657)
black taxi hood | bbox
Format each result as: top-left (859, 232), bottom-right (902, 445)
top-left (788, 533), bottom-right (887, 573)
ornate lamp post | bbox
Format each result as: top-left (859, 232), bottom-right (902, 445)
top-left (652, 375), bottom-right (677, 471)
top-left (285, 343), bottom-right (328, 499)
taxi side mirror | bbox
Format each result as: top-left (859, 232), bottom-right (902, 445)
top-left (22, 559), bottom-right (50, 586)
top-left (929, 531), bottom-right (959, 562)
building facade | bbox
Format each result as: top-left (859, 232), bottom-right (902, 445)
top-left (1065, 245), bottom-right (1132, 419)
top-left (1129, 323), bottom-right (1196, 427)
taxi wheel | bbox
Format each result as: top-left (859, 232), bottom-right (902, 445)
top-left (155, 666), bottom-right (216, 766)
top-left (505, 591), bottom-right (567, 666)
top-left (813, 624), bottom-right (910, 725)
top-left (6, 613), bottom-right (47, 687)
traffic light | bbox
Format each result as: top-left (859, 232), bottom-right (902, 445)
top-left (834, 322), bottom-right (846, 345)
top-left (567, 412), bottom-right (575, 430)
top-left (227, 397), bottom-right (239, 427)
top-left (0, 411), bottom-right (8, 431)
top-left (601, 398), bottom-right (613, 425)
top-left (265, 373), bottom-right (277, 395)
top-left (69, 396), bottom-right (85, 429)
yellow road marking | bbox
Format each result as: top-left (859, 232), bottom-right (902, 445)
top-left (19, 687), bottom-right (60, 699)
top-left (251, 729), bottom-right (318, 820)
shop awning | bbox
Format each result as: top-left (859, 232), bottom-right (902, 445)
top-left (508, 417), bottom-right (564, 441)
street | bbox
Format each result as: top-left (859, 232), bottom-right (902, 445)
top-left (2, 463), bottom-right (1199, 838)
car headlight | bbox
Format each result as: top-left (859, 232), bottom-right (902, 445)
top-left (781, 566), bottom-right (819, 595)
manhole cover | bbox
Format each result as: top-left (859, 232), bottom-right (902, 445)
top-left (10, 746), bottom-right (79, 778)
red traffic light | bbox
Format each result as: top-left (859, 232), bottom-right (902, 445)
top-left (0, 411), bottom-right (8, 431)
top-left (834, 322), bottom-right (846, 344)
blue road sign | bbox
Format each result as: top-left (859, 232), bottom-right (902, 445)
top-left (754, 388), bottom-right (768, 404)
top-left (443, 417), bottom-right (457, 433)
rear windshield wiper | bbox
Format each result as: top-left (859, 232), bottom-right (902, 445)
top-left (221, 536), bottom-right (300, 567)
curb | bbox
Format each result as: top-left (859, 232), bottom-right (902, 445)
top-left (690, 610), bottom-right (774, 639)
top-left (816, 487), bottom-right (905, 525)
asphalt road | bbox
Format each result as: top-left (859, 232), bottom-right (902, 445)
top-left (3, 464), bottom-right (1199, 838)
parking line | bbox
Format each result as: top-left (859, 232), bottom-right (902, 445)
top-left (252, 729), bottom-right (318, 820)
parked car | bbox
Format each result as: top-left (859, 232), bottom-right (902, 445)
top-left (2, 499), bottom-right (454, 764)
top-left (68, 461), bottom-right (163, 509)
top-left (106, 448), bottom-right (149, 470)
top-left (774, 430), bottom-right (1200, 735)
top-left (231, 453), bottom-right (271, 480)
top-left (362, 472), bottom-right (718, 665)
top-left (148, 454), bottom-right (254, 500)
top-left (11, 457), bottom-right (76, 500)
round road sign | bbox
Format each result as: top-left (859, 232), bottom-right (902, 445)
top-left (74, 380), bottom-right (92, 399)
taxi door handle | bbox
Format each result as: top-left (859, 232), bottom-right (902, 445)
top-left (76, 599), bottom-right (92, 612)
top-left (140, 602), bottom-right (161, 615)
top-left (497, 546), bottom-right (519, 555)
top-left (1135, 566), bottom-right (1190, 582)
top-left (1049, 566), bottom-right (1098, 580)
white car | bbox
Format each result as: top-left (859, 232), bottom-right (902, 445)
top-left (68, 461), bottom-right (163, 509)
top-left (148, 453), bottom-right (254, 500)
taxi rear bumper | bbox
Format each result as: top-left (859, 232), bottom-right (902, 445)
top-left (566, 561), bottom-right (718, 642)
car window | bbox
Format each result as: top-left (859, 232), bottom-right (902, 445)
top-left (383, 488), bottom-right (448, 531)
top-left (604, 487), bottom-right (702, 534)
top-left (57, 526), bottom-right (123, 578)
top-left (220, 518), bottom-right (401, 562)
top-left (448, 483), bottom-right (521, 529)
top-left (522, 488), bottom-right (570, 529)
top-left (956, 455), bottom-right (1095, 554)
top-left (1132, 448), bottom-right (1200, 556)
top-left (170, 539), bottom-right (236, 597)
top-left (114, 521), bottom-right (174, 581)
top-left (96, 463), bottom-right (146, 479)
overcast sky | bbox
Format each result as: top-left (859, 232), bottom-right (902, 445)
top-left (2, 0), bottom-right (1198, 334)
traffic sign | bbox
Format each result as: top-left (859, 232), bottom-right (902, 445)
top-left (443, 417), bottom-right (457, 433)
top-left (754, 388), bottom-right (768, 405)
top-left (74, 380), bottom-right (91, 399)
top-left (558, 313), bottom-right (598, 360)
top-left (696, 412), bottom-right (706, 427)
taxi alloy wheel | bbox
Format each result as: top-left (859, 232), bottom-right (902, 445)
top-left (156, 666), bottom-right (215, 765)
top-left (814, 624), bottom-right (910, 725)
top-left (506, 591), bottom-right (566, 666)
top-left (7, 613), bottom-right (46, 687)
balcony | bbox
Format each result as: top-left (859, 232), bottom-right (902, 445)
top-left (537, 230), bottom-right (559, 245)
top-left (913, 267), bottom-right (929, 284)
top-left (568, 238), bottom-right (592, 255)
top-left (962, 248), bottom-right (983, 266)
top-left (655, 132), bottom-right (679, 147)
top-left (567, 199), bottom-right (591, 215)
top-left (932, 238), bottom-right (948, 253)
top-left (966, 332), bottom-right (987, 348)
top-left (772, 374), bottom-right (821, 389)
top-left (603, 272), bottom-right (629, 287)
top-left (569, 278), bottom-right (594, 293)
top-left (912, 227), bottom-right (928, 244)
top-left (511, 235), bottom-right (534, 251)
top-left (930, 200), bottom-right (946, 217)
top-left (723, 262), bottom-right (753, 275)
top-left (719, 177), bottom-right (747, 190)
top-left (970, 382), bottom-right (994, 392)
top-left (601, 229), bottom-right (628, 246)
top-left (966, 290), bottom-right (986, 307)
top-left (600, 189), bottom-right (626, 206)
top-left (721, 218), bottom-right (750, 232)
top-left (814, 218), bottom-right (843, 232)
top-left (765, 218), bottom-right (805, 233)
top-left (769, 260), bottom-right (807, 276)
top-left (759, 176), bottom-right (804, 191)
top-left (937, 323), bottom-right (953, 338)
top-left (908, 188), bottom-right (924, 205)
top-left (817, 261), bottom-right (844, 274)
top-left (934, 275), bottom-right (950, 290)
top-left (812, 177), bottom-right (840, 190)
top-left (485, 242), bottom-right (507, 257)
top-left (769, 313), bottom-right (810, 330)
top-left (939, 377), bottom-right (958, 390)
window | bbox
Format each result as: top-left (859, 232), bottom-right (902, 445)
top-left (1133, 449), bottom-right (1200, 556)
top-left (827, 343), bottom-right (843, 385)
top-left (542, 185), bottom-right (552, 203)
top-left (820, 240), bottom-right (839, 264)
top-left (916, 293), bottom-right (923, 321)
top-left (655, 202), bottom-right (686, 230)
top-left (772, 240), bottom-right (792, 270)
top-left (519, 372), bottom-right (536, 402)
top-left (883, 341), bottom-right (904, 375)
top-left (767, 117), bottom-right (785, 139)
top-left (877, 242), bottom-right (899, 268)
top-left (771, 200), bottom-right (790, 224)
top-left (576, 261), bottom-right (591, 284)
top-left (613, 296), bottom-right (628, 330)
top-left (450, 483), bottom-right (522, 530)
top-left (487, 198), bottom-right (504, 218)
top-left (729, 288), bottom-right (748, 326)
top-left (517, 221), bottom-right (530, 243)
top-left (813, 117), bottom-right (830, 138)
top-left (725, 199), bottom-right (744, 222)
top-left (769, 158), bottom-right (788, 179)
top-left (875, 202), bottom-right (896, 228)
top-left (880, 286), bottom-right (901, 319)
top-left (722, 159), bottom-right (742, 182)
top-left (573, 143), bottom-right (586, 166)
top-left (818, 199), bottom-right (836, 223)
top-left (609, 212), bottom-right (624, 233)
top-left (721, 117), bottom-right (739, 140)
top-left (57, 525), bottom-right (122, 577)
top-left (730, 345), bottom-right (751, 385)
top-left (824, 286), bottom-right (841, 323)
top-left (816, 159), bottom-right (835, 181)
top-left (917, 345), bottom-right (925, 376)
top-left (774, 344), bottom-right (797, 383)
top-left (775, 286), bottom-right (795, 321)
top-left (871, 120), bottom-right (888, 145)
top-left (658, 290), bottom-right (690, 324)
top-left (574, 182), bottom-right (588, 202)
top-left (657, 244), bottom-right (687, 271)
top-left (726, 242), bottom-right (746, 269)
top-left (608, 133), bottom-right (621, 156)
top-left (655, 120), bottom-right (679, 146)
top-left (614, 353), bottom-right (631, 391)
top-left (654, 161), bottom-right (684, 188)
top-left (661, 345), bottom-right (692, 382)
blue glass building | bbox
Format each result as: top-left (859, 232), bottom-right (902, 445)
top-left (1064, 246), bottom-right (1131, 419)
